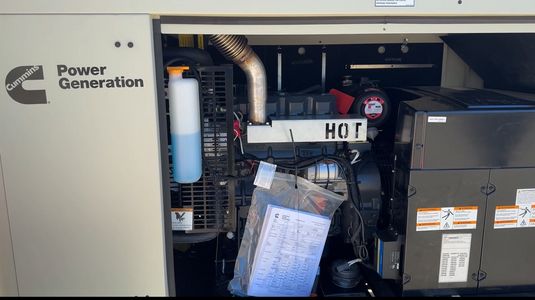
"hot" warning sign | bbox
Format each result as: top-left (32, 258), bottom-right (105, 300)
top-left (416, 206), bottom-right (478, 232)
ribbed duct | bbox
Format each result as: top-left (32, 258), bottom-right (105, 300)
top-left (209, 34), bottom-right (267, 124)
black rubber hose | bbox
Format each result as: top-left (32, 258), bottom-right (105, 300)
top-left (163, 47), bottom-right (214, 66)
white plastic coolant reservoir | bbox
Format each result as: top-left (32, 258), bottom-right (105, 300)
top-left (167, 66), bottom-right (202, 183)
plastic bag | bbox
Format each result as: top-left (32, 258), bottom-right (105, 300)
top-left (229, 171), bottom-right (345, 297)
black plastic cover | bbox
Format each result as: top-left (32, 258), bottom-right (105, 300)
top-left (393, 87), bottom-right (535, 170)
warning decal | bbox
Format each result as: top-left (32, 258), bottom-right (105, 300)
top-left (172, 207), bottom-right (193, 231)
top-left (417, 206), bottom-right (478, 232)
top-left (515, 188), bottom-right (535, 205)
top-left (494, 206), bottom-right (518, 229)
top-left (494, 204), bottom-right (534, 229)
top-left (363, 97), bottom-right (384, 119)
top-left (494, 189), bottom-right (535, 229)
top-left (416, 207), bottom-right (441, 231)
top-left (452, 207), bottom-right (478, 229)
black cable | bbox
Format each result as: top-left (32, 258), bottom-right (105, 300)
top-left (235, 137), bottom-right (369, 258)
top-left (180, 63), bottom-right (367, 206)
top-left (236, 148), bottom-right (364, 212)
top-left (313, 158), bottom-right (318, 184)
top-left (289, 129), bottom-right (298, 189)
top-left (323, 154), bottom-right (368, 262)
top-left (166, 57), bottom-right (371, 261)
top-left (325, 160), bottom-right (330, 190)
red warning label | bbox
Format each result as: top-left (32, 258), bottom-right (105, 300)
top-left (363, 97), bottom-right (384, 119)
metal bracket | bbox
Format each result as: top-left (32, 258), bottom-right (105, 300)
top-left (472, 270), bottom-right (487, 282)
top-left (401, 38), bottom-right (409, 53)
top-left (321, 46), bottom-right (327, 93)
top-left (277, 46), bottom-right (282, 91)
top-left (480, 183), bottom-right (496, 195)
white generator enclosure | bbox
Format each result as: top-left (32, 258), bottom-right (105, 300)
top-left (0, 14), bottom-right (171, 296)
top-left (3, 0), bottom-right (535, 297)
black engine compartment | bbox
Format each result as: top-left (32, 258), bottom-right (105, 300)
top-left (163, 35), bottom-right (535, 297)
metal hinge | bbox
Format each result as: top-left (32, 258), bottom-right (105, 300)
top-left (472, 270), bottom-right (487, 282)
top-left (480, 183), bottom-right (496, 195)
top-left (408, 185), bottom-right (417, 197)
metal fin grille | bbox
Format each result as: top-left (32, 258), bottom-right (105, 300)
top-left (177, 66), bottom-right (235, 233)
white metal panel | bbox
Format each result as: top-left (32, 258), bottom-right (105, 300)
top-left (0, 154), bottom-right (18, 296)
top-left (245, 34), bottom-right (443, 45)
top-left (247, 116), bottom-right (368, 143)
top-left (2, 0), bottom-right (535, 16)
top-left (465, 67), bottom-right (484, 89)
top-left (160, 23), bottom-right (535, 35)
top-left (441, 44), bottom-right (483, 88)
top-left (0, 14), bottom-right (169, 296)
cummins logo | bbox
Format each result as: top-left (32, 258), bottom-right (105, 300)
top-left (5, 64), bottom-right (144, 105)
top-left (5, 65), bottom-right (47, 105)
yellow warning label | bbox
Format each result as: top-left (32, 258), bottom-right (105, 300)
top-left (178, 34), bottom-right (195, 48)
top-left (197, 34), bottom-right (204, 49)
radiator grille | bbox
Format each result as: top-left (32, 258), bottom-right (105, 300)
top-left (170, 66), bottom-right (235, 233)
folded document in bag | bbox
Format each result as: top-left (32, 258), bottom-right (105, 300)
top-left (228, 172), bottom-right (345, 297)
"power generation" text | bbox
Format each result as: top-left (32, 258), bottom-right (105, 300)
top-left (57, 65), bottom-right (144, 89)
